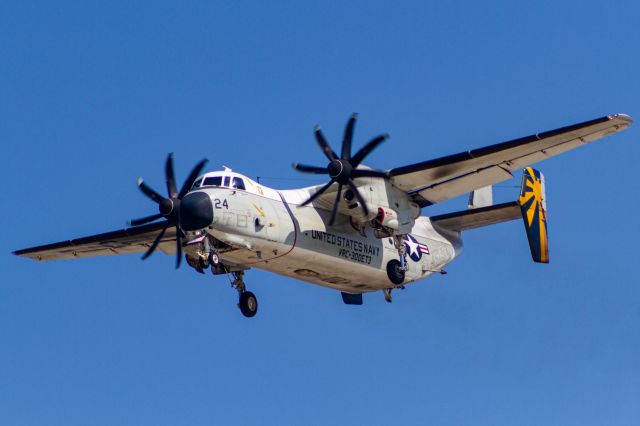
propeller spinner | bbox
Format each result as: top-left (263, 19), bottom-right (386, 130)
top-left (293, 114), bottom-right (389, 225)
top-left (130, 153), bottom-right (208, 268)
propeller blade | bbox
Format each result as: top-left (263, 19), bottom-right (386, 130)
top-left (347, 180), bottom-right (369, 217)
top-left (350, 134), bottom-right (389, 167)
top-left (165, 153), bottom-right (178, 199)
top-left (137, 178), bottom-right (165, 204)
top-left (292, 163), bottom-right (328, 174)
top-left (129, 213), bottom-right (164, 226)
top-left (351, 169), bottom-right (389, 179)
top-left (175, 228), bottom-right (183, 269)
top-left (142, 223), bottom-right (169, 260)
top-left (301, 179), bottom-right (335, 206)
top-left (328, 183), bottom-right (343, 226)
top-left (178, 158), bottom-right (209, 199)
top-left (314, 126), bottom-right (338, 161)
top-left (341, 113), bottom-right (357, 160)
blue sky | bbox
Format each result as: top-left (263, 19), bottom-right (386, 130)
top-left (2, 1), bottom-right (639, 425)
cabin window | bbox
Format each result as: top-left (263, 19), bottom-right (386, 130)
top-left (231, 177), bottom-right (246, 190)
top-left (202, 176), bottom-right (223, 187)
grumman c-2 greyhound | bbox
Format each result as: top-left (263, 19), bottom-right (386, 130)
top-left (14, 113), bottom-right (633, 317)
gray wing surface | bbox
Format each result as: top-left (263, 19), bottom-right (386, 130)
top-left (13, 222), bottom-right (176, 261)
top-left (390, 114), bottom-right (632, 207)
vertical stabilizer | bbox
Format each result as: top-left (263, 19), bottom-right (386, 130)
top-left (519, 167), bottom-right (549, 263)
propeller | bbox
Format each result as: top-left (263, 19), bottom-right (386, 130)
top-left (293, 113), bottom-right (389, 225)
top-left (130, 153), bottom-right (208, 268)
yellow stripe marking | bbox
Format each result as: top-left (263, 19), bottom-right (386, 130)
top-left (252, 203), bottom-right (266, 217)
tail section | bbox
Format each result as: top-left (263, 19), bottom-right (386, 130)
top-left (430, 167), bottom-right (549, 263)
top-left (519, 167), bottom-right (549, 263)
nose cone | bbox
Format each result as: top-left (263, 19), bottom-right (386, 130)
top-left (180, 192), bottom-right (213, 231)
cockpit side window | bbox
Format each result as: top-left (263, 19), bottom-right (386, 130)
top-left (223, 176), bottom-right (231, 187)
top-left (231, 177), bottom-right (246, 190)
top-left (202, 176), bottom-right (223, 187)
top-left (191, 177), bottom-right (203, 189)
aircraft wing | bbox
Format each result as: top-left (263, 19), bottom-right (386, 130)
top-left (13, 221), bottom-right (176, 261)
top-left (390, 114), bottom-right (632, 207)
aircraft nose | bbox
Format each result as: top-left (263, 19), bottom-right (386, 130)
top-left (179, 192), bottom-right (213, 231)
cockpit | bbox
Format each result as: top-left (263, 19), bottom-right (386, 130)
top-left (191, 172), bottom-right (246, 191)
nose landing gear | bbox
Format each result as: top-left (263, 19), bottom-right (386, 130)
top-left (184, 235), bottom-right (259, 318)
top-left (231, 270), bottom-right (258, 318)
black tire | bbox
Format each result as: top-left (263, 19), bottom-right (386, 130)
top-left (209, 252), bottom-right (220, 266)
top-left (386, 259), bottom-right (405, 285)
top-left (239, 291), bottom-right (258, 318)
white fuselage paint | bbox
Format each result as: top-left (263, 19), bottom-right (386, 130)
top-left (191, 172), bottom-right (462, 294)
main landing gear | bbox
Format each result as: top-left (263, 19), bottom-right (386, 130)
top-left (385, 234), bottom-right (408, 285)
top-left (231, 270), bottom-right (258, 318)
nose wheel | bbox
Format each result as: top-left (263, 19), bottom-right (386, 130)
top-left (231, 270), bottom-right (258, 318)
top-left (239, 291), bottom-right (258, 317)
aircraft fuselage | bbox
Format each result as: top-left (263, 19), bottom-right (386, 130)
top-left (191, 185), bottom-right (461, 293)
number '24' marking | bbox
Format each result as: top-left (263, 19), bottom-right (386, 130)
top-left (214, 199), bottom-right (228, 209)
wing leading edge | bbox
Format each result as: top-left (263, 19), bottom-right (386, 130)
top-left (13, 221), bottom-right (176, 261)
top-left (390, 114), bottom-right (632, 207)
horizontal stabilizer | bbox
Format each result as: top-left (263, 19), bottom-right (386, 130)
top-left (431, 202), bottom-right (521, 232)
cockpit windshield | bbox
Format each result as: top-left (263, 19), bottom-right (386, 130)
top-left (202, 176), bottom-right (223, 187)
top-left (191, 174), bottom-right (247, 190)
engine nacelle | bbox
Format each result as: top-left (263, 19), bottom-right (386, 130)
top-left (376, 207), bottom-right (399, 230)
top-left (373, 202), bottom-right (420, 238)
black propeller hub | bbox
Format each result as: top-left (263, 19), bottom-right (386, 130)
top-left (328, 160), bottom-right (352, 183)
top-left (159, 198), bottom-right (176, 216)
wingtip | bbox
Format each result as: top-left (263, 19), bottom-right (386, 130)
top-left (609, 113), bottom-right (633, 124)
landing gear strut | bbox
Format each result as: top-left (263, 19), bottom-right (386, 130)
top-left (393, 234), bottom-right (409, 272)
top-left (232, 270), bottom-right (258, 318)
top-left (383, 288), bottom-right (393, 303)
top-left (386, 234), bottom-right (408, 285)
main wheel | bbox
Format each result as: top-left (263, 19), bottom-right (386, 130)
top-left (239, 291), bottom-right (258, 317)
top-left (386, 259), bottom-right (405, 285)
top-left (209, 252), bottom-right (220, 265)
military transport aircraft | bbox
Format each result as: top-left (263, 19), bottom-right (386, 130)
top-left (14, 113), bottom-right (632, 317)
